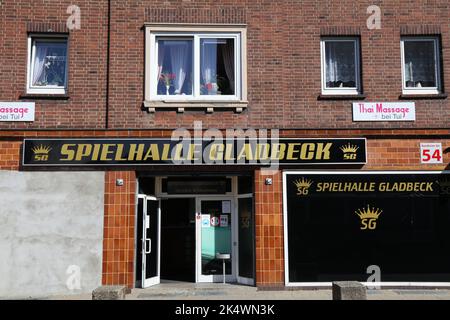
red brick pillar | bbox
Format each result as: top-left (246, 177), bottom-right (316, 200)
top-left (102, 171), bottom-right (136, 288)
top-left (254, 169), bottom-right (285, 288)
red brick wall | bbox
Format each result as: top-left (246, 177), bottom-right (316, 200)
top-left (0, 0), bottom-right (108, 129)
top-left (0, 140), bottom-right (21, 170)
top-left (103, 171), bottom-right (136, 288)
top-left (254, 169), bottom-right (284, 288)
top-left (0, 1), bottom-right (449, 130)
top-left (0, 129), bottom-right (449, 171)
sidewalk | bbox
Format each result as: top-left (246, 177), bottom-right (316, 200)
top-left (42, 282), bottom-right (450, 300)
top-left (125, 283), bottom-right (450, 300)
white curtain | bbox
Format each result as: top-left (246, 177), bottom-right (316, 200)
top-left (404, 41), bottom-right (435, 86)
top-left (325, 42), bottom-right (355, 85)
top-left (221, 39), bottom-right (235, 92)
top-left (32, 44), bottom-right (49, 86)
top-left (168, 41), bottom-right (189, 94)
top-left (201, 42), bottom-right (217, 85)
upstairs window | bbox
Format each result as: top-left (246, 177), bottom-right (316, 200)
top-left (320, 37), bottom-right (361, 95)
top-left (27, 37), bottom-right (68, 94)
top-left (401, 37), bottom-right (441, 95)
top-left (147, 29), bottom-right (243, 102)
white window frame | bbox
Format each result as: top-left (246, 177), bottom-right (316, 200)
top-left (400, 36), bottom-right (441, 95)
top-left (145, 25), bottom-right (247, 104)
top-left (26, 35), bottom-right (69, 95)
top-left (320, 37), bottom-right (361, 95)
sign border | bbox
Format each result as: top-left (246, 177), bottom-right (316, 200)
top-left (22, 137), bottom-right (368, 167)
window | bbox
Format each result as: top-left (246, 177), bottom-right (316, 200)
top-left (401, 37), bottom-right (441, 95)
top-left (152, 34), bottom-right (240, 100)
top-left (320, 37), bottom-right (361, 95)
top-left (144, 25), bottom-right (247, 111)
top-left (27, 36), bottom-right (68, 94)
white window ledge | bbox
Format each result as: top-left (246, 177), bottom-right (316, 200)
top-left (143, 100), bottom-right (248, 113)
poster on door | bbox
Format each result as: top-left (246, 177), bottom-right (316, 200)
top-left (201, 214), bottom-right (211, 228)
top-left (220, 215), bottom-right (229, 227)
top-left (210, 216), bottom-right (220, 227)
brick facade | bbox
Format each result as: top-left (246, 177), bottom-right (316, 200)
top-left (0, 0), bottom-right (449, 290)
top-left (1, 130), bottom-right (448, 287)
top-left (0, 1), bottom-right (448, 129)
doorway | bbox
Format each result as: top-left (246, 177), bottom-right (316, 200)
top-left (136, 195), bottom-right (160, 288)
top-left (196, 197), bottom-right (236, 283)
top-left (136, 175), bottom-right (255, 287)
top-left (160, 198), bottom-right (196, 282)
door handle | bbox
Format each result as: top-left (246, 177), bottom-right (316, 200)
top-left (145, 238), bottom-right (151, 254)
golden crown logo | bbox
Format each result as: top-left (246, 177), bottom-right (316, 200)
top-left (293, 177), bottom-right (313, 196)
top-left (341, 143), bottom-right (359, 160)
top-left (340, 143), bottom-right (359, 153)
top-left (355, 204), bottom-right (382, 230)
top-left (32, 144), bottom-right (52, 162)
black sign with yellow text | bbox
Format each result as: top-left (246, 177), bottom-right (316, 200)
top-left (22, 138), bottom-right (366, 166)
top-left (285, 172), bottom-right (450, 283)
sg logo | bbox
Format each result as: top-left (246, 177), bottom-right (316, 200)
top-left (34, 154), bottom-right (49, 161)
top-left (360, 218), bottom-right (377, 230)
top-left (343, 153), bottom-right (357, 160)
top-left (355, 205), bottom-right (382, 231)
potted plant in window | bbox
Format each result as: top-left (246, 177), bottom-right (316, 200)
top-left (159, 73), bottom-right (176, 95)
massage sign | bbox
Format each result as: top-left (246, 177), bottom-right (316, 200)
top-left (22, 138), bottom-right (367, 166)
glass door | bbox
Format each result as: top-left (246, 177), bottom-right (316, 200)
top-left (138, 195), bottom-right (161, 288)
top-left (196, 198), bottom-right (236, 282)
top-left (237, 196), bottom-right (255, 285)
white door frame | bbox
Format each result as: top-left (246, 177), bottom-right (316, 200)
top-left (236, 193), bottom-right (255, 286)
top-left (196, 196), bottom-right (237, 283)
top-left (139, 195), bottom-right (161, 288)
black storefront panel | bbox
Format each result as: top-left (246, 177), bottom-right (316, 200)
top-left (285, 172), bottom-right (450, 283)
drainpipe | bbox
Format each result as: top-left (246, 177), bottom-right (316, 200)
top-left (105, 0), bottom-right (111, 129)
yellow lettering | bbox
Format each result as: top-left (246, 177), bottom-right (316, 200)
top-left (161, 144), bottom-right (172, 161)
top-left (100, 144), bottom-right (114, 161)
top-left (271, 143), bottom-right (286, 160)
top-left (225, 143), bottom-right (235, 161)
top-left (128, 144), bottom-right (145, 161)
top-left (60, 144), bottom-right (76, 161)
top-left (300, 143), bottom-right (315, 160)
top-left (92, 144), bottom-right (101, 161)
top-left (143, 144), bottom-right (160, 161)
top-left (237, 144), bottom-right (253, 161)
top-left (286, 143), bottom-right (301, 160)
top-left (115, 144), bottom-right (127, 161)
top-left (75, 144), bottom-right (93, 161)
top-left (256, 143), bottom-right (270, 160)
top-left (315, 143), bottom-right (332, 160)
top-left (210, 144), bottom-right (224, 161)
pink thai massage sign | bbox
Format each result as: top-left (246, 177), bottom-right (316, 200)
top-left (352, 102), bottom-right (416, 121)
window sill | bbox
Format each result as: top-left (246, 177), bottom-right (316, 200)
top-left (143, 100), bottom-right (248, 113)
top-left (399, 93), bottom-right (448, 100)
top-left (19, 93), bottom-right (70, 100)
top-left (317, 94), bottom-right (366, 101)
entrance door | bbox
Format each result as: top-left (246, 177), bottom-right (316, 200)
top-left (237, 196), bottom-right (255, 285)
top-left (196, 198), bottom-right (236, 282)
top-left (138, 195), bottom-right (161, 288)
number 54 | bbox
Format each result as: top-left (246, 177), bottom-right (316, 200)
top-left (422, 149), bottom-right (442, 162)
